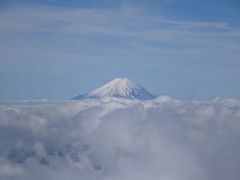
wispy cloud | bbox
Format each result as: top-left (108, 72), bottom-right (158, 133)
top-left (1, 5), bottom-right (240, 68)
top-left (0, 5), bottom-right (240, 100)
top-left (1, 6), bottom-right (240, 49)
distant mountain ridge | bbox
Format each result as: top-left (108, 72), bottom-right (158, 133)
top-left (72, 78), bottom-right (157, 100)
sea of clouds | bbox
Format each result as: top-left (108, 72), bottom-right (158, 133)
top-left (0, 96), bottom-right (240, 180)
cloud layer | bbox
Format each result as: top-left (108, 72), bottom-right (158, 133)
top-left (0, 97), bottom-right (240, 180)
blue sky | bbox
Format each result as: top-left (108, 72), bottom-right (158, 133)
top-left (0, 0), bottom-right (240, 100)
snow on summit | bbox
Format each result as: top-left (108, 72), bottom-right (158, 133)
top-left (72, 78), bottom-right (156, 100)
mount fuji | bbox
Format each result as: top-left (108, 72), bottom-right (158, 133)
top-left (72, 78), bottom-right (157, 100)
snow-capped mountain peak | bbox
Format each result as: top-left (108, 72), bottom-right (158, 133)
top-left (72, 78), bottom-right (156, 100)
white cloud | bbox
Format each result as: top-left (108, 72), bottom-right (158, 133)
top-left (0, 97), bottom-right (240, 179)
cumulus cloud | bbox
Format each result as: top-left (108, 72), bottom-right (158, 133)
top-left (0, 97), bottom-right (240, 180)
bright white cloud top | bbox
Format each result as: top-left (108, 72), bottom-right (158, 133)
top-left (0, 97), bottom-right (240, 180)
